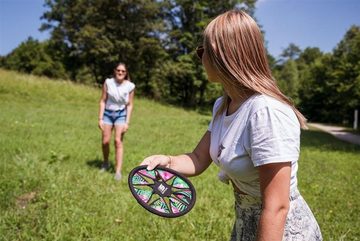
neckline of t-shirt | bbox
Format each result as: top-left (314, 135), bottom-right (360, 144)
top-left (114, 78), bottom-right (129, 86)
top-left (223, 94), bottom-right (259, 120)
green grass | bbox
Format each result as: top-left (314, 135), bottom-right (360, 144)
top-left (0, 69), bottom-right (359, 241)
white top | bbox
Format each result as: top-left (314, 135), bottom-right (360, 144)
top-left (105, 78), bottom-right (135, 111)
top-left (208, 94), bottom-right (300, 197)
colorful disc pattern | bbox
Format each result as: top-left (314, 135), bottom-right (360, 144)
top-left (128, 165), bottom-right (196, 218)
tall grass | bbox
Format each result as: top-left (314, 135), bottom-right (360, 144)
top-left (0, 69), bottom-right (359, 240)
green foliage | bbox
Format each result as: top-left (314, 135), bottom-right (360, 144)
top-left (160, 0), bottom-right (256, 106)
top-left (2, 1), bottom-right (359, 125)
top-left (41, 0), bottom-right (167, 85)
top-left (280, 43), bottom-right (302, 61)
top-left (2, 37), bottom-right (68, 79)
top-left (133, 37), bottom-right (169, 96)
top-left (38, 0), bottom-right (256, 107)
top-left (1, 70), bottom-right (359, 240)
top-left (0, 55), bottom-right (5, 67)
top-left (273, 26), bottom-right (360, 125)
top-left (1, 0), bottom-right (256, 108)
top-left (158, 57), bottom-right (196, 105)
top-left (332, 26), bottom-right (360, 116)
top-left (297, 26), bottom-right (360, 123)
top-left (275, 59), bottom-right (300, 104)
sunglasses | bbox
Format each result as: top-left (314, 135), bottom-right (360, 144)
top-left (116, 69), bottom-right (126, 73)
top-left (196, 45), bottom-right (204, 59)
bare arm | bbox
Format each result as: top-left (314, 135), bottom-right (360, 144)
top-left (98, 83), bottom-right (107, 130)
top-left (141, 131), bottom-right (212, 177)
top-left (256, 162), bottom-right (291, 241)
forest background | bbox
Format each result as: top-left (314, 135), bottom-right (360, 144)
top-left (1, 0), bottom-right (359, 125)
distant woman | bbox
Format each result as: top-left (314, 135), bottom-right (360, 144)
top-left (98, 62), bottom-right (135, 181)
top-left (141, 10), bottom-right (322, 240)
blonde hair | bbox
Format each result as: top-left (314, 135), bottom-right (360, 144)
top-left (203, 10), bottom-right (307, 129)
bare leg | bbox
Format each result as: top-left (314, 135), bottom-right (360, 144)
top-left (114, 125), bottom-right (126, 175)
top-left (102, 125), bottom-right (113, 165)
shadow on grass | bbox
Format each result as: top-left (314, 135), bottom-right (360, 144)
top-left (301, 129), bottom-right (360, 153)
top-left (86, 159), bottom-right (115, 173)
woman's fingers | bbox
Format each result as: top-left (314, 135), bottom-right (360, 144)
top-left (141, 155), bottom-right (168, 170)
top-left (141, 156), bottom-right (158, 170)
top-left (98, 120), bottom-right (104, 130)
top-left (146, 160), bottom-right (159, 170)
top-left (140, 156), bottom-right (152, 166)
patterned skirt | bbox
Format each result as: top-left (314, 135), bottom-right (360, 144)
top-left (230, 189), bottom-right (322, 241)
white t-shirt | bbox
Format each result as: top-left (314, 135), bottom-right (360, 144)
top-left (208, 94), bottom-right (300, 197)
top-left (105, 78), bottom-right (135, 111)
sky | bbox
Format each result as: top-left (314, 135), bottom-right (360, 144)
top-left (0, 0), bottom-right (359, 58)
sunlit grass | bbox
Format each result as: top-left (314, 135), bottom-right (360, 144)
top-left (0, 69), bottom-right (359, 240)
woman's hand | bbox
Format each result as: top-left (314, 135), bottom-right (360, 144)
top-left (98, 119), bottom-right (104, 130)
top-left (140, 155), bottom-right (171, 170)
top-left (123, 123), bottom-right (129, 132)
top-left (139, 131), bottom-right (211, 176)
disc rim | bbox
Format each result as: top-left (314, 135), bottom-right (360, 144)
top-left (128, 165), bottom-right (196, 218)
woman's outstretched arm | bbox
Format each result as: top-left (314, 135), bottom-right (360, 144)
top-left (141, 131), bottom-right (212, 177)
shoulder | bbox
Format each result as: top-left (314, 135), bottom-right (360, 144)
top-left (127, 81), bottom-right (135, 88)
top-left (212, 96), bottom-right (224, 113)
top-left (124, 80), bottom-right (135, 91)
top-left (105, 77), bottom-right (114, 85)
top-left (248, 94), bottom-right (294, 115)
top-left (247, 94), bottom-right (299, 128)
top-left (246, 95), bottom-right (301, 166)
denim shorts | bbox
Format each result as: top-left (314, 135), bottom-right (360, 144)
top-left (102, 109), bottom-right (127, 125)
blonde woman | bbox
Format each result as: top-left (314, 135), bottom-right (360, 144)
top-left (141, 10), bottom-right (322, 241)
top-left (99, 63), bottom-right (135, 181)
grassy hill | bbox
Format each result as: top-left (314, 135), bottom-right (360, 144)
top-left (0, 69), bottom-right (359, 240)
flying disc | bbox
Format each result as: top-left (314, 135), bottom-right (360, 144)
top-left (128, 165), bottom-right (196, 218)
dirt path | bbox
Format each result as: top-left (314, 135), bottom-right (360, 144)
top-left (308, 123), bottom-right (360, 145)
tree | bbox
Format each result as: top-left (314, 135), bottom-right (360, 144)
top-left (297, 47), bottom-right (323, 66)
top-left (329, 25), bottom-right (360, 123)
top-left (280, 43), bottom-right (301, 62)
top-left (35, 0), bottom-right (259, 108)
top-left (298, 54), bottom-right (335, 122)
top-left (41, 0), bottom-right (165, 85)
top-left (296, 47), bottom-right (324, 118)
top-left (297, 26), bottom-right (360, 124)
top-left (275, 60), bottom-right (300, 104)
top-left (3, 37), bottom-right (67, 79)
top-left (158, 0), bottom-right (257, 107)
